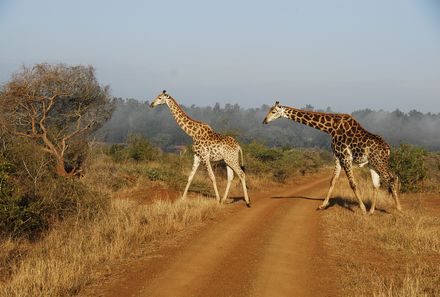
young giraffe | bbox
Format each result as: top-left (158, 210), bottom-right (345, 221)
top-left (150, 91), bottom-right (251, 207)
top-left (263, 101), bottom-right (402, 214)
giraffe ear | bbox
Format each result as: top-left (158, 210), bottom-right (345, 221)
top-left (162, 90), bottom-right (166, 94)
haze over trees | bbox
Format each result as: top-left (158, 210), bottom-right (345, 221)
top-left (98, 98), bottom-right (440, 151)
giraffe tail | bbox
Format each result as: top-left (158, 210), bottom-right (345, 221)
top-left (239, 147), bottom-right (245, 172)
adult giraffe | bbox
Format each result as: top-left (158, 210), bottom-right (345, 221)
top-left (150, 91), bottom-right (251, 207)
top-left (263, 101), bottom-right (401, 214)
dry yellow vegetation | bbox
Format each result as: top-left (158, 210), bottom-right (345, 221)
top-left (0, 197), bottom-right (220, 297)
top-left (323, 170), bottom-right (440, 297)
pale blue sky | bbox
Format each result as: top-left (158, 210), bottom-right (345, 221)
top-left (1, 0), bottom-right (439, 112)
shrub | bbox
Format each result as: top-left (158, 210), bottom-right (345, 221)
top-left (0, 195), bottom-right (47, 239)
top-left (107, 143), bottom-right (127, 162)
top-left (246, 142), bottom-right (281, 162)
top-left (390, 144), bottom-right (427, 192)
top-left (106, 135), bottom-right (160, 162)
top-left (126, 134), bottom-right (160, 162)
top-left (0, 138), bottom-right (108, 239)
top-left (0, 159), bottom-right (47, 239)
top-left (243, 142), bottom-right (330, 182)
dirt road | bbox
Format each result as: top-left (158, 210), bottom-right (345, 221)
top-left (90, 173), bottom-right (337, 297)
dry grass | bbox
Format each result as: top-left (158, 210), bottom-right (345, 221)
top-left (323, 170), bottom-right (440, 297)
top-left (371, 267), bottom-right (434, 297)
top-left (0, 147), bottom-right (327, 296)
top-left (0, 197), bottom-right (220, 297)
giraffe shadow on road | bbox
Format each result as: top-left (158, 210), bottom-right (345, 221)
top-left (271, 195), bottom-right (390, 214)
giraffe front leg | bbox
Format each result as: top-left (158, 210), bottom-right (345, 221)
top-left (205, 160), bottom-right (221, 202)
top-left (342, 160), bottom-right (367, 214)
top-left (369, 169), bottom-right (380, 215)
top-left (181, 155), bottom-right (201, 200)
top-left (221, 166), bottom-right (234, 204)
top-left (318, 158), bottom-right (341, 210)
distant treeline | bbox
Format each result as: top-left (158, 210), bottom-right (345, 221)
top-left (97, 98), bottom-right (440, 151)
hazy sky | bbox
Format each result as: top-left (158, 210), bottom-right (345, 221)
top-left (1, 0), bottom-right (439, 112)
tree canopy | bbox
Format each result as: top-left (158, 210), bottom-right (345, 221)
top-left (0, 63), bottom-right (114, 176)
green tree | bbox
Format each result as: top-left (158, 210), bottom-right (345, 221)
top-left (391, 144), bottom-right (427, 192)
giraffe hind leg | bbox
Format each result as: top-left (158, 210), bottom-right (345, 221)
top-left (221, 166), bottom-right (234, 204)
top-left (371, 160), bottom-right (402, 212)
top-left (205, 159), bottom-right (221, 202)
top-left (386, 173), bottom-right (402, 211)
top-left (369, 169), bottom-right (380, 215)
top-left (391, 175), bottom-right (402, 211)
top-left (227, 162), bottom-right (250, 207)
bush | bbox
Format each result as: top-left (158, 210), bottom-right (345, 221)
top-left (0, 195), bottom-right (47, 239)
top-left (106, 134), bottom-right (160, 162)
top-left (0, 159), bottom-right (45, 238)
top-left (390, 144), bottom-right (427, 192)
top-left (243, 142), bottom-right (330, 182)
top-left (246, 142), bottom-right (281, 162)
top-left (0, 137), bottom-right (108, 239)
top-left (0, 174), bottom-right (107, 239)
top-left (107, 143), bottom-right (127, 162)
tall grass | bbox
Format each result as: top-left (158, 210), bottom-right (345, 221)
top-left (372, 267), bottom-right (432, 297)
top-left (0, 197), bottom-right (220, 297)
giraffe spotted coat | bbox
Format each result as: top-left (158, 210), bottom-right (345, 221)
top-left (263, 101), bottom-right (401, 214)
top-left (150, 91), bottom-right (250, 207)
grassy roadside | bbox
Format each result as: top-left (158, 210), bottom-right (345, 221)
top-left (0, 140), bottom-right (331, 297)
top-left (322, 171), bottom-right (440, 297)
top-left (0, 197), bottom-right (220, 297)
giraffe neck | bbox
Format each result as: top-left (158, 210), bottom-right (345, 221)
top-left (282, 106), bottom-right (335, 134)
top-left (165, 98), bottom-right (212, 139)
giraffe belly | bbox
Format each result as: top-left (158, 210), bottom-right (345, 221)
top-left (353, 155), bottom-right (369, 167)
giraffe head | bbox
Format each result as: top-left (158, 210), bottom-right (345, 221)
top-left (150, 90), bottom-right (170, 108)
top-left (262, 101), bottom-right (284, 124)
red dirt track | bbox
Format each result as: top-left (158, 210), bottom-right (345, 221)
top-left (83, 173), bottom-right (338, 297)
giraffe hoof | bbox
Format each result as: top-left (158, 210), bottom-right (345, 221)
top-left (317, 204), bottom-right (328, 210)
top-left (246, 202), bottom-right (251, 208)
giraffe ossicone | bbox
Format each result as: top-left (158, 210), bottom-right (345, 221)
top-left (263, 101), bottom-right (402, 214)
top-left (150, 91), bottom-right (251, 207)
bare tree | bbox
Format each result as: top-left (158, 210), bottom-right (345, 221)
top-left (0, 63), bottom-right (113, 176)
